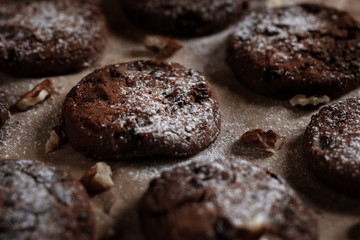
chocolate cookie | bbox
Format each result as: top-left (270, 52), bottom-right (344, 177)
top-left (62, 60), bottom-right (221, 160)
top-left (227, 4), bottom-right (360, 99)
top-left (122, 0), bottom-right (249, 36)
top-left (139, 159), bottom-right (318, 240)
top-left (304, 97), bottom-right (360, 195)
top-left (0, 159), bottom-right (94, 239)
top-left (0, 89), bottom-right (9, 129)
top-left (0, 0), bottom-right (107, 77)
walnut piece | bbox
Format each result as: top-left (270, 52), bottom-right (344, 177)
top-left (266, 0), bottom-right (283, 7)
top-left (144, 35), bottom-right (183, 57)
top-left (45, 126), bottom-right (65, 153)
top-left (81, 162), bottom-right (114, 193)
top-left (289, 94), bottom-right (330, 107)
top-left (240, 129), bottom-right (285, 153)
top-left (16, 79), bottom-right (54, 111)
top-left (241, 216), bottom-right (269, 233)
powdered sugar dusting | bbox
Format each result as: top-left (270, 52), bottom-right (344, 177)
top-left (306, 97), bottom-right (360, 173)
top-left (229, 4), bottom-right (360, 98)
top-left (0, 88), bottom-right (8, 127)
top-left (0, 0), bottom-right (359, 239)
top-left (233, 5), bottom-right (331, 53)
top-left (0, 0), bottom-right (104, 64)
top-left (141, 158), bottom-right (316, 239)
top-left (0, 78), bottom-right (61, 159)
top-left (64, 61), bottom-right (220, 159)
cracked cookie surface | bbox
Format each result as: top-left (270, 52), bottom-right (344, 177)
top-left (0, 89), bottom-right (9, 129)
top-left (139, 159), bottom-right (318, 240)
top-left (122, 0), bottom-right (249, 36)
top-left (227, 4), bottom-right (360, 98)
top-left (305, 97), bottom-right (360, 195)
top-left (62, 60), bottom-right (221, 160)
top-left (0, 159), bottom-right (94, 240)
top-left (0, 0), bottom-right (107, 76)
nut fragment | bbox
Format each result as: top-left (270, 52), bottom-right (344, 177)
top-left (266, 0), bottom-right (283, 7)
top-left (240, 129), bottom-right (285, 153)
top-left (16, 79), bottom-right (54, 111)
top-left (240, 215), bottom-right (269, 233)
top-left (45, 126), bottom-right (65, 153)
top-left (144, 35), bottom-right (183, 57)
top-left (81, 162), bottom-right (114, 193)
top-left (289, 94), bottom-right (330, 108)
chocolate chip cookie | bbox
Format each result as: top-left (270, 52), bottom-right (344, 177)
top-left (62, 60), bottom-right (221, 160)
top-left (0, 0), bottom-right (107, 76)
top-left (304, 97), bottom-right (360, 195)
top-left (227, 4), bottom-right (360, 99)
top-left (122, 0), bottom-right (249, 36)
top-left (0, 159), bottom-right (94, 240)
top-left (0, 89), bottom-right (9, 129)
top-left (139, 158), bottom-right (318, 240)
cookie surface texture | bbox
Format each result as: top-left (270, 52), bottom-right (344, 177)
top-left (139, 159), bottom-right (318, 240)
top-left (122, 0), bottom-right (249, 36)
top-left (0, 159), bottom-right (94, 240)
top-left (0, 0), bottom-right (107, 76)
top-left (305, 97), bottom-right (360, 195)
top-left (227, 4), bottom-right (360, 98)
top-left (62, 60), bottom-right (221, 160)
top-left (0, 89), bottom-right (9, 129)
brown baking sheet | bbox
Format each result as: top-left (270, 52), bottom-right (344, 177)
top-left (1, 0), bottom-right (360, 239)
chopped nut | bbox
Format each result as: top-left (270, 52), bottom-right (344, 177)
top-left (16, 79), bottom-right (54, 111)
top-left (240, 129), bottom-right (285, 153)
top-left (81, 162), bottom-right (114, 193)
top-left (144, 35), bottom-right (183, 57)
top-left (241, 215), bottom-right (269, 233)
top-left (289, 94), bottom-right (330, 108)
top-left (45, 126), bottom-right (65, 153)
top-left (45, 130), bottom-right (59, 153)
top-left (266, 0), bottom-right (283, 7)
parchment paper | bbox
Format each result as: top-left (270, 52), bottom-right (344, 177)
top-left (1, 0), bottom-right (360, 239)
